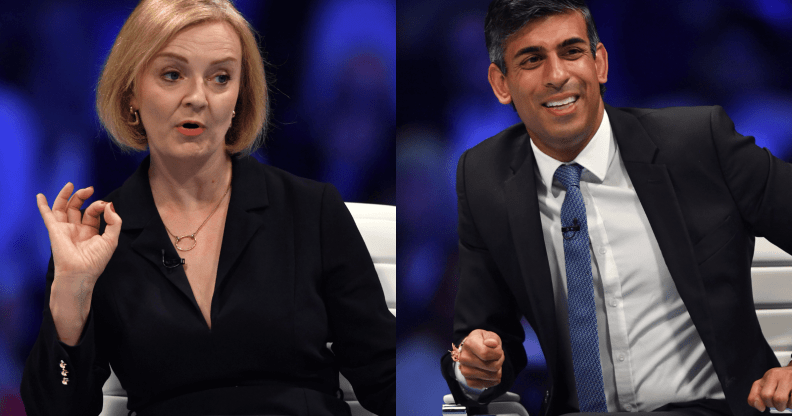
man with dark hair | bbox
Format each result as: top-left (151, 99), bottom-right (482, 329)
top-left (441, 1), bottom-right (792, 415)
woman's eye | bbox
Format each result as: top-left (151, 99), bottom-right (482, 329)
top-left (163, 71), bottom-right (180, 81)
top-left (214, 74), bottom-right (230, 84)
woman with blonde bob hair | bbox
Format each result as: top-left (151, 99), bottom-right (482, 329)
top-left (21, 0), bottom-right (395, 415)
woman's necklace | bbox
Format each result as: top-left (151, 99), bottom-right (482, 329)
top-left (163, 176), bottom-right (232, 251)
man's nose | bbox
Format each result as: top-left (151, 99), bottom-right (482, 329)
top-left (543, 54), bottom-right (570, 90)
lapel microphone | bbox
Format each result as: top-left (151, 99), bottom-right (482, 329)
top-left (162, 249), bottom-right (185, 269)
top-left (562, 218), bottom-right (581, 240)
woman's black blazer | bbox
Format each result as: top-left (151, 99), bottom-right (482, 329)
top-left (21, 155), bottom-right (396, 416)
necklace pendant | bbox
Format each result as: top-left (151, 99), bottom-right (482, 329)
top-left (174, 234), bottom-right (197, 251)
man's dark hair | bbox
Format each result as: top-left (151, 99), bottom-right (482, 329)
top-left (485, 0), bottom-right (606, 96)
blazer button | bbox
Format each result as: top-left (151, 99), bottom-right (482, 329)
top-left (544, 390), bottom-right (550, 403)
top-left (59, 360), bottom-right (69, 385)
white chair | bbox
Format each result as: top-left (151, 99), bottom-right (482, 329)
top-left (101, 202), bottom-right (396, 416)
top-left (443, 237), bottom-right (792, 415)
top-left (752, 237), bottom-right (792, 367)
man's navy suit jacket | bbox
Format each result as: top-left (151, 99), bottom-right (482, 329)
top-left (442, 104), bottom-right (792, 416)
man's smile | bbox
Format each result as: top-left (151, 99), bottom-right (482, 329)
top-left (542, 95), bottom-right (579, 115)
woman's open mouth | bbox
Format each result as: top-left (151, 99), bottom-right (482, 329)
top-left (177, 122), bottom-right (205, 136)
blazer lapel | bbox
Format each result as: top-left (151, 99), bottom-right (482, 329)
top-left (607, 105), bottom-right (715, 341)
top-left (503, 135), bottom-right (559, 372)
top-left (215, 156), bottom-right (268, 291)
top-left (115, 157), bottom-right (201, 311)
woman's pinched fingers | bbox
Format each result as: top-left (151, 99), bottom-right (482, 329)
top-left (36, 193), bottom-right (56, 228)
top-left (101, 202), bottom-right (122, 246)
top-left (66, 186), bottom-right (94, 224)
top-left (51, 183), bottom-right (75, 222)
top-left (82, 200), bottom-right (107, 231)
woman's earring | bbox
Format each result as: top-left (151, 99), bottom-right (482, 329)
top-left (129, 106), bottom-right (140, 126)
top-left (232, 110), bottom-right (236, 118)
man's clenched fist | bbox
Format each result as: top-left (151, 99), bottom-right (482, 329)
top-left (458, 329), bottom-right (505, 389)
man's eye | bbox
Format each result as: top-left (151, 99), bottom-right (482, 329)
top-left (567, 48), bottom-right (584, 56)
top-left (163, 71), bottom-right (180, 81)
top-left (214, 74), bottom-right (230, 84)
top-left (524, 56), bottom-right (541, 65)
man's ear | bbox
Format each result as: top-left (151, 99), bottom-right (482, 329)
top-left (488, 63), bottom-right (513, 105)
top-left (595, 42), bottom-right (608, 85)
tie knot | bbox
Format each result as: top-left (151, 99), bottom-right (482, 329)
top-left (554, 163), bottom-right (584, 190)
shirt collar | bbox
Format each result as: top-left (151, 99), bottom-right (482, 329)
top-left (530, 109), bottom-right (615, 193)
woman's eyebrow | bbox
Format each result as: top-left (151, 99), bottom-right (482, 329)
top-left (153, 52), bottom-right (238, 66)
top-left (154, 52), bottom-right (188, 63)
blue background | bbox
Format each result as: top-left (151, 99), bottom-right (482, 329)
top-left (397, 0), bottom-right (792, 415)
top-left (3, 0), bottom-right (792, 415)
top-left (0, 0), bottom-right (394, 413)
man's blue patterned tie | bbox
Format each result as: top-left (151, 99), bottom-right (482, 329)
top-left (554, 163), bottom-right (608, 413)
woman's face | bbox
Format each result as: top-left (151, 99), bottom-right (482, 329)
top-left (131, 21), bottom-right (242, 161)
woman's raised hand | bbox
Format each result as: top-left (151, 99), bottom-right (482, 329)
top-left (37, 182), bottom-right (122, 294)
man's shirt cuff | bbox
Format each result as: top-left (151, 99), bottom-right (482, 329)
top-left (454, 361), bottom-right (485, 399)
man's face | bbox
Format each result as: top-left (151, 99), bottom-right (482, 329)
top-left (488, 11), bottom-right (608, 161)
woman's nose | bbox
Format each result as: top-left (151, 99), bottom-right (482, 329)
top-left (183, 77), bottom-right (208, 110)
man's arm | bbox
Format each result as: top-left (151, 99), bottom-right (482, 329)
top-left (705, 106), bottom-right (792, 411)
top-left (709, 106), bottom-right (792, 251)
top-left (441, 149), bottom-right (528, 406)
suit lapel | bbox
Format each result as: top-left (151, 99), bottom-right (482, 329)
top-left (607, 105), bottom-right (715, 341)
top-left (503, 136), bottom-right (559, 372)
top-left (115, 157), bottom-right (201, 311)
top-left (215, 156), bottom-right (268, 291)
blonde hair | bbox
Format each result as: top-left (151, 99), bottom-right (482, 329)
top-left (96, 0), bottom-right (268, 155)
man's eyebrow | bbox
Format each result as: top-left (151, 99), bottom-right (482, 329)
top-left (513, 45), bottom-right (544, 60)
top-left (512, 37), bottom-right (587, 61)
top-left (153, 52), bottom-right (238, 66)
top-left (559, 37), bottom-right (587, 49)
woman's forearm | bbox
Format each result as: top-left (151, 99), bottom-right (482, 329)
top-left (49, 272), bottom-right (94, 346)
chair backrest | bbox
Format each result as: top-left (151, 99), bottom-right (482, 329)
top-left (345, 203), bottom-right (396, 316)
top-left (101, 202), bottom-right (396, 416)
top-left (752, 237), bottom-right (792, 366)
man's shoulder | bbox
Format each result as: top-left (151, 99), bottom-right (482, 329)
top-left (610, 104), bottom-right (720, 133)
top-left (460, 122), bottom-right (529, 172)
top-left (614, 104), bottom-right (717, 117)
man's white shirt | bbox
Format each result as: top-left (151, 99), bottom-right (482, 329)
top-left (456, 110), bottom-right (724, 411)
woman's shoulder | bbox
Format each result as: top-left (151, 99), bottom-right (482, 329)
top-left (234, 155), bottom-right (340, 206)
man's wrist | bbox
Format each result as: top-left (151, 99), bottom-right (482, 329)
top-left (454, 361), bottom-right (485, 398)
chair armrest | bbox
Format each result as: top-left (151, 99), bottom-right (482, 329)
top-left (442, 392), bottom-right (529, 416)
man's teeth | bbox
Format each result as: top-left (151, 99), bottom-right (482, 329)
top-left (545, 97), bottom-right (577, 108)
